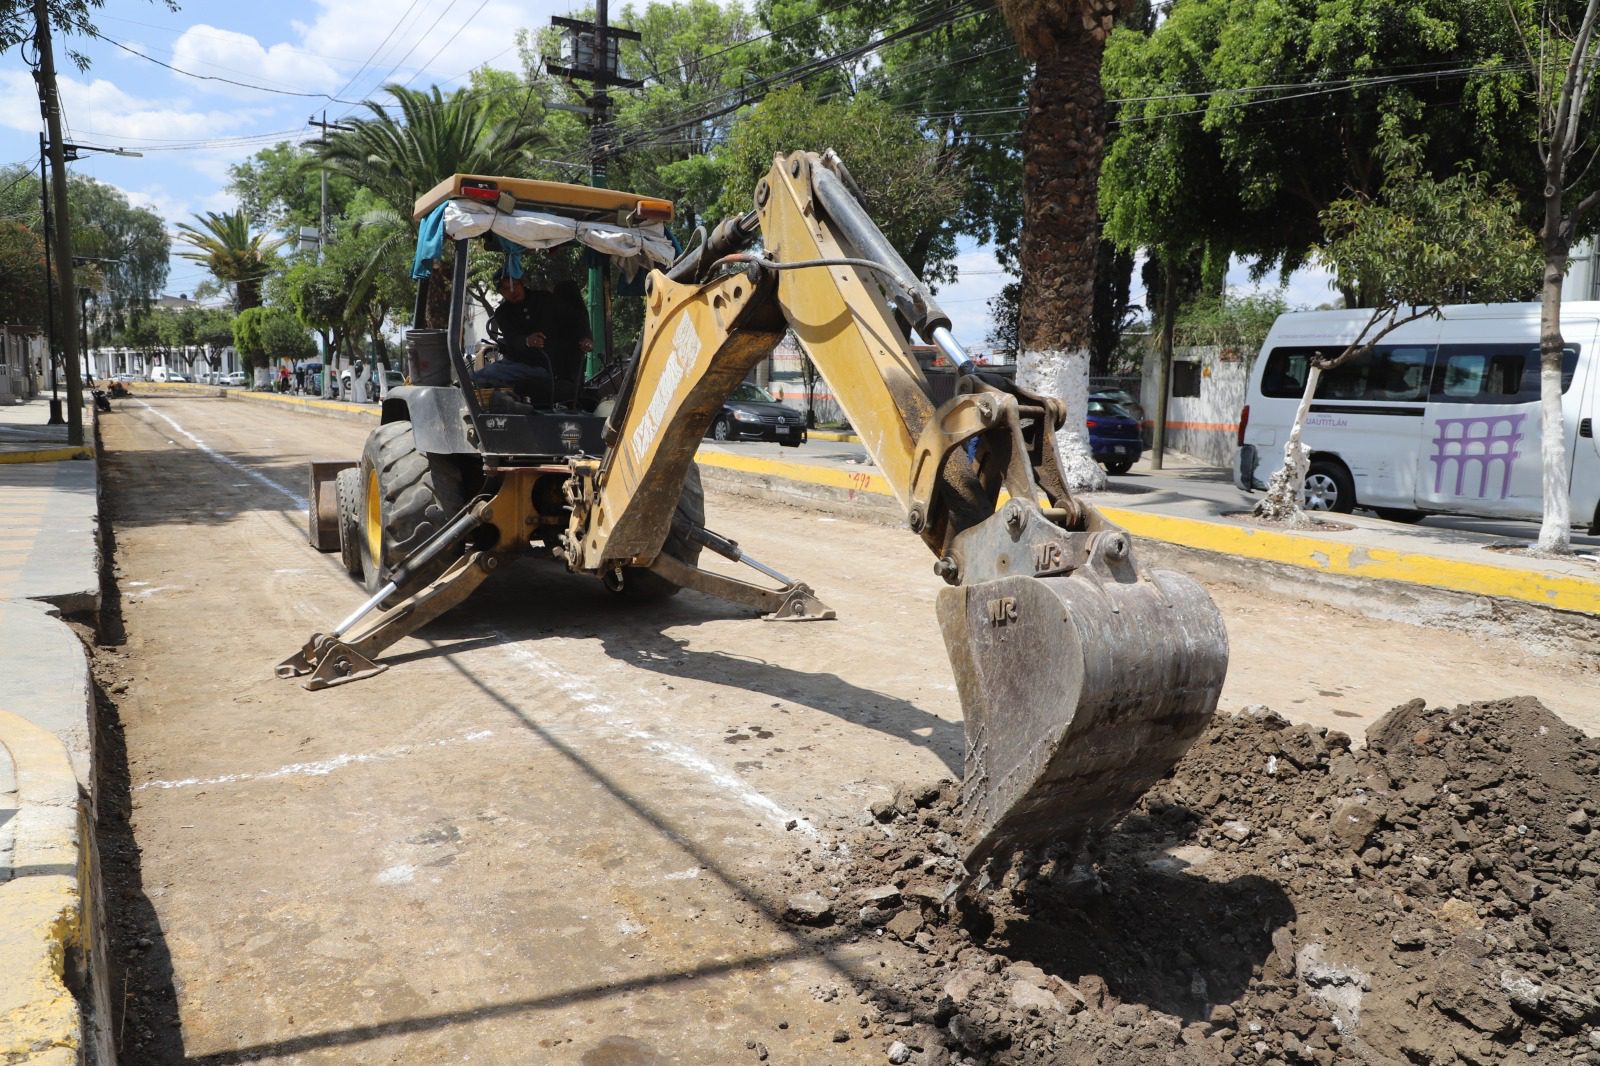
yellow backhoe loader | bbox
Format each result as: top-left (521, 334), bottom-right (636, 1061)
top-left (278, 151), bottom-right (1229, 870)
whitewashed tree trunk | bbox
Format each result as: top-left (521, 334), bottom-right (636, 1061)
top-left (1254, 364), bottom-right (1322, 522)
top-left (1017, 346), bottom-right (1105, 493)
top-left (1536, 252), bottom-right (1572, 552)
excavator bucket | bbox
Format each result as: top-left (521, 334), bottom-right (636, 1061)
top-left (938, 531), bottom-right (1229, 872)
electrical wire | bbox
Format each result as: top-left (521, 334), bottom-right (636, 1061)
top-left (89, 30), bottom-right (365, 102)
top-left (326, 0), bottom-right (429, 102)
top-left (336, 0), bottom-right (466, 118)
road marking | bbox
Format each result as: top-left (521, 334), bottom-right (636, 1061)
top-left (135, 400), bottom-right (310, 510)
top-left (134, 729), bottom-right (496, 791)
top-left (493, 636), bottom-right (820, 838)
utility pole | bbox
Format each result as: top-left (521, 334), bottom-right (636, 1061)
top-left (37, 133), bottom-right (62, 424)
top-left (307, 113), bottom-right (353, 397)
top-left (32, 0), bottom-right (83, 445)
top-left (549, 6), bottom-right (642, 378)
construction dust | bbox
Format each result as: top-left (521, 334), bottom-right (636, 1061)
top-left (776, 697), bottom-right (1600, 1065)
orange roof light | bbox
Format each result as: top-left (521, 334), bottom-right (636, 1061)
top-left (633, 198), bottom-right (674, 223)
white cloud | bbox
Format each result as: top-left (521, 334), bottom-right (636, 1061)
top-left (171, 24), bottom-right (342, 100)
top-left (299, 0), bottom-right (540, 99)
top-left (0, 70), bottom-right (257, 143)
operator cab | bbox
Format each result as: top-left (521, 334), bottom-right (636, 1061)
top-left (398, 173), bottom-right (675, 463)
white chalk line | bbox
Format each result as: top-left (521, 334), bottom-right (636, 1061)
top-left (135, 401), bottom-right (309, 510)
top-left (135, 729), bottom-right (496, 791)
top-left (491, 634), bottom-right (820, 839)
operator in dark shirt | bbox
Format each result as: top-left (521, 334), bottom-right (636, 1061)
top-left (476, 273), bottom-right (556, 403)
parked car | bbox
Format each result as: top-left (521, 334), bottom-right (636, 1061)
top-left (146, 366), bottom-right (188, 383)
top-left (1087, 397), bottom-right (1143, 474)
top-left (1090, 387), bottom-right (1145, 429)
top-left (219, 371), bottom-right (248, 387)
top-left (706, 382), bottom-right (807, 446)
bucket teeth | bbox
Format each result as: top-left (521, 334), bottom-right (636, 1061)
top-left (938, 567), bottom-right (1229, 871)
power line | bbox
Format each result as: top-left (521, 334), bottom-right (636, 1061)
top-left (89, 30), bottom-right (365, 102)
top-left (326, 0), bottom-right (429, 102)
top-left (336, 0), bottom-right (466, 119)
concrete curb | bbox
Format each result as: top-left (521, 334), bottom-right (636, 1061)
top-left (0, 709), bottom-right (95, 1065)
top-left (691, 450), bottom-right (1600, 628)
top-left (0, 408), bottom-right (112, 1063)
top-left (226, 389), bottom-right (380, 423)
top-left (0, 447), bottom-right (94, 465)
top-left (808, 428), bottom-right (861, 443)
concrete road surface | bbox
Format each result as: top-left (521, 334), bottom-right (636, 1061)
top-left (93, 396), bottom-right (1597, 1063)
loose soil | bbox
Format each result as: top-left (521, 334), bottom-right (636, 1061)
top-left (774, 697), bottom-right (1600, 1066)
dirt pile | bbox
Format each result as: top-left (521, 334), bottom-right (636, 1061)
top-left (777, 697), bottom-right (1600, 1065)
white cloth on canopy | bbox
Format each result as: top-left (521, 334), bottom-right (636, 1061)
top-left (441, 199), bottom-right (674, 280)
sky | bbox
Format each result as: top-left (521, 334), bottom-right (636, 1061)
top-left (1, 0), bottom-right (1328, 345)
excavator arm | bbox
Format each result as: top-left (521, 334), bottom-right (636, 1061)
top-left (568, 151), bottom-right (1230, 870)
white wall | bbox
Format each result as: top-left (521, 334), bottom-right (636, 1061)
top-left (1140, 344), bottom-right (1251, 465)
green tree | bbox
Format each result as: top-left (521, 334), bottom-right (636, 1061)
top-left (0, 0), bottom-right (175, 70)
top-left (68, 174), bottom-right (170, 319)
top-left (232, 306), bottom-right (313, 373)
top-left (319, 83), bottom-right (545, 221)
top-left (228, 141), bottom-right (359, 232)
top-left (176, 211), bottom-right (281, 314)
top-left (711, 86), bottom-right (965, 278)
top-left (1508, 0), bottom-right (1600, 553)
top-left (0, 222), bottom-right (48, 330)
top-left (1254, 149), bottom-right (1539, 523)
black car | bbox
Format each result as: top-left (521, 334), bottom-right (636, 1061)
top-left (707, 383), bottom-right (808, 446)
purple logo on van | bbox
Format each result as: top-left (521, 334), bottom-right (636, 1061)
top-left (1428, 414), bottom-right (1525, 499)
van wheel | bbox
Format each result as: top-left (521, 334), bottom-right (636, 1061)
top-left (1303, 460), bottom-right (1355, 514)
top-left (1372, 507), bottom-right (1425, 524)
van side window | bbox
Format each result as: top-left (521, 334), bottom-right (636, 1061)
top-left (1260, 345), bottom-right (1433, 402)
top-left (1430, 344), bottom-right (1579, 404)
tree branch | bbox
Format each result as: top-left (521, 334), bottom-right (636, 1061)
top-left (1316, 304), bottom-right (1438, 371)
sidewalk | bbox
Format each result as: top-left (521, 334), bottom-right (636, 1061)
top-left (0, 395), bottom-right (111, 1063)
top-left (0, 397), bottom-right (94, 464)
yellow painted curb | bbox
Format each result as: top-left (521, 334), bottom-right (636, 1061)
top-left (1094, 506), bottom-right (1600, 616)
top-left (808, 429), bottom-right (861, 443)
top-left (0, 447), bottom-right (93, 464)
top-left (700, 451), bottom-right (1600, 615)
top-left (231, 390), bottom-right (379, 418)
top-left (0, 709), bottom-right (86, 1061)
top-left (697, 450), bottom-right (895, 499)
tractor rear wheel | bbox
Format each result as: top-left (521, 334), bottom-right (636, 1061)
top-left (609, 462), bottom-right (705, 601)
top-left (357, 421), bottom-right (467, 606)
top-left (335, 467), bottom-right (363, 577)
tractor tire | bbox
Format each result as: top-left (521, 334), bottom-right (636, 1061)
top-left (357, 421), bottom-right (467, 606)
top-left (335, 467), bottom-right (363, 577)
top-left (609, 462), bottom-right (705, 602)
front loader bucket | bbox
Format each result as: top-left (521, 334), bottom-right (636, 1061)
top-left (938, 562), bottom-right (1228, 871)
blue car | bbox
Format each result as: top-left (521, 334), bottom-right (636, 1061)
top-left (1087, 397), bottom-right (1143, 474)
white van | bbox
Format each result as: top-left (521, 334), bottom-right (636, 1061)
top-left (146, 365), bottom-right (188, 383)
top-left (1234, 302), bottom-right (1600, 532)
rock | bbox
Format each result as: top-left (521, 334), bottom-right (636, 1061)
top-left (832, 1029), bottom-right (850, 1043)
top-left (1004, 961), bottom-right (1048, 985)
top-left (1570, 810), bottom-right (1593, 833)
top-left (858, 905), bottom-right (894, 928)
top-left (1328, 799), bottom-right (1384, 852)
top-left (887, 1041), bottom-right (912, 1065)
top-left (1221, 820), bottom-right (1252, 843)
top-left (943, 970), bottom-right (985, 1003)
top-left (1009, 981), bottom-right (1059, 1014)
top-left (1077, 973), bottom-right (1108, 1011)
top-left (784, 892), bottom-right (834, 926)
top-left (1436, 897), bottom-right (1484, 929)
top-left (886, 909), bottom-right (922, 941)
top-left (860, 885), bottom-right (902, 909)
top-left (870, 799), bottom-right (897, 823)
top-left (1531, 890), bottom-right (1600, 955)
top-left (1432, 946), bottom-right (1517, 1035)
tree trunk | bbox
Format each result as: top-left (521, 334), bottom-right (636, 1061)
top-left (1536, 246), bottom-right (1572, 552)
top-left (1253, 364), bottom-right (1321, 523)
top-left (1011, 15), bottom-right (1110, 493)
top-left (1151, 264), bottom-right (1176, 471)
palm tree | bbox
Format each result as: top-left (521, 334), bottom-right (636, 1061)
top-left (319, 84), bottom-right (545, 226)
top-left (319, 84), bottom-right (545, 326)
top-left (995, 0), bottom-right (1126, 492)
top-left (175, 210), bottom-right (281, 314)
